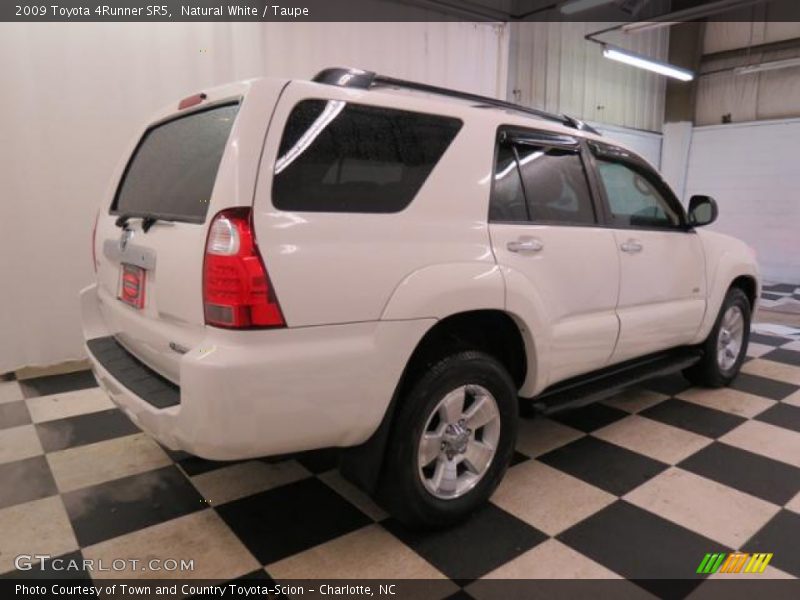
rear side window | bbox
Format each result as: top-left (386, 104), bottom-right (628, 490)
top-left (516, 145), bottom-right (596, 225)
top-left (113, 103), bottom-right (240, 223)
top-left (489, 137), bottom-right (596, 225)
top-left (272, 100), bottom-right (462, 213)
top-left (489, 145), bottom-right (528, 222)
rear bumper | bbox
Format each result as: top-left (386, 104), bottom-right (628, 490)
top-left (87, 336), bottom-right (180, 409)
top-left (80, 283), bottom-right (433, 460)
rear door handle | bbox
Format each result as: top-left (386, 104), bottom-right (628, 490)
top-left (507, 238), bottom-right (544, 253)
top-left (620, 239), bottom-right (643, 254)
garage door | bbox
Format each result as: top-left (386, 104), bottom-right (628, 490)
top-left (684, 119), bottom-right (800, 284)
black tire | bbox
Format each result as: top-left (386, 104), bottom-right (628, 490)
top-left (683, 287), bottom-right (751, 388)
top-left (377, 351), bottom-right (517, 529)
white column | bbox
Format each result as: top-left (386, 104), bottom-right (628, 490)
top-left (660, 121), bottom-right (694, 203)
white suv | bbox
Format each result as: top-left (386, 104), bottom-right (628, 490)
top-left (82, 67), bottom-right (759, 527)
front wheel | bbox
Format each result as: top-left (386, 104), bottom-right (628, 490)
top-left (378, 351), bottom-right (518, 529)
top-left (684, 287), bottom-right (751, 388)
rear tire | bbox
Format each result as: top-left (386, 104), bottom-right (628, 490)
top-left (378, 351), bottom-right (517, 529)
top-left (683, 287), bottom-right (751, 388)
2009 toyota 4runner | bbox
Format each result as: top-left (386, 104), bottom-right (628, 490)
top-left (81, 68), bottom-right (759, 527)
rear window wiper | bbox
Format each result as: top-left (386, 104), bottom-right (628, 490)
top-left (113, 214), bottom-right (159, 232)
top-left (142, 216), bottom-right (158, 232)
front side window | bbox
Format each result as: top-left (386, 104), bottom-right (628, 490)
top-left (595, 159), bottom-right (681, 229)
top-left (272, 100), bottom-right (462, 213)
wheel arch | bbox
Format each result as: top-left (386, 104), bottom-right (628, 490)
top-left (691, 250), bottom-right (759, 346)
top-left (730, 274), bottom-right (758, 310)
top-left (340, 309), bottom-right (531, 494)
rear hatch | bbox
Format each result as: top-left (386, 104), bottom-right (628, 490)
top-left (92, 79), bottom-right (287, 383)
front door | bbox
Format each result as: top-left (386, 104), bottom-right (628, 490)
top-left (589, 143), bottom-right (706, 364)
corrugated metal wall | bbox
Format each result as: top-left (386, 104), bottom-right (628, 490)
top-left (696, 21), bottom-right (800, 125)
top-left (683, 17), bottom-right (800, 284)
top-left (256, 21), bottom-right (510, 98)
top-left (507, 21), bottom-right (669, 132)
top-left (703, 19), bottom-right (800, 55)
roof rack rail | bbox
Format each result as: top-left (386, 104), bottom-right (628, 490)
top-left (312, 67), bottom-right (600, 136)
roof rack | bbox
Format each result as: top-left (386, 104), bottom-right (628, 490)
top-left (312, 67), bottom-right (600, 136)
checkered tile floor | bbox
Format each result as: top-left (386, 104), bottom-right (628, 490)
top-left (2, 329), bottom-right (800, 595)
top-left (760, 283), bottom-right (800, 312)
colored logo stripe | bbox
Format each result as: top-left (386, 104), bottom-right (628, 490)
top-left (698, 552), bottom-right (773, 574)
top-left (697, 553), bottom-right (726, 574)
top-left (745, 553), bottom-right (773, 573)
top-left (720, 553), bottom-right (748, 573)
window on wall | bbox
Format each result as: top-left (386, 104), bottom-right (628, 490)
top-left (272, 100), bottom-right (462, 213)
top-left (489, 137), bottom-right (596, 225)
top-left (595, 159), bottom-right (681, 229)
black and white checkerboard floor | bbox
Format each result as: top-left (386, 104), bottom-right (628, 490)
top-left (760, 283), bottom-right (800, 312)
top-left (2, 328), bottom-right (800, 595)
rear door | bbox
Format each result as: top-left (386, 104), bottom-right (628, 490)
top-left (93, 79), bottom-right (286, 382)
top-left (588, 142), bottom-right (706, 363)
top-left (488, 128), bottom-right (620, 387)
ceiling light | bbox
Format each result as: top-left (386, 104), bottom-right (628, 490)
top-left (560, 0), bottom-right (615, 14)
top-left (603, 46), bottom-right (694, 81)
top-left (734, 57), bottom-right (800, 75)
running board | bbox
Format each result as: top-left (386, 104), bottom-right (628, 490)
top-left (524, 348), bottom-right (702, 415)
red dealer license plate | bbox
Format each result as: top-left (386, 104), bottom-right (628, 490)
top-left (119, 264), bottom-right (146, 309)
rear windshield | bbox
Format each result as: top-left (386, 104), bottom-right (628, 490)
top-left (272, 100), bottom-right (462, 213)
top-left (112, 103), bottom-right (240, 223)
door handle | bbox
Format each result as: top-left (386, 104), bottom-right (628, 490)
top-left (620, 239), bottom-right (643, 254)
top-left (507, 238), bottom-right (544, 253)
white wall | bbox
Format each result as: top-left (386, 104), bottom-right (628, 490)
top-left (660, 121), bottom-right (693, 199)
top-left (0, 22), bottom-right (508, 373)
top-left (683, 119), bottom-right (800, 283)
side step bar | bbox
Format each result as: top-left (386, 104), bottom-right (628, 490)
top-left (525, 348), bottom-right (702, 415)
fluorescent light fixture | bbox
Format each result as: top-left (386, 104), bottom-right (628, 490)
top-left (734, 57), bottom-right (800, 75)
top-left (560, 0), bottom-right (615, 14)
top-left (603, 46), bottom-right (694, 81)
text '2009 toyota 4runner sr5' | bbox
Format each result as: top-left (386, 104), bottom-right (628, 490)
top-left (82, 67), bottom-right (759, 528)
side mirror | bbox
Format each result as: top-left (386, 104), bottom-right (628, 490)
top-left (688, 195), bottom-right (718, 227)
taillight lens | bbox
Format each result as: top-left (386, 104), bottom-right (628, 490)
top-left (91, 210), bottom-right (100, 272)
top-left (203, 208), bottom-right (285, 329)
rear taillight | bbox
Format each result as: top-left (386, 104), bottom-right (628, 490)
top-left (91, 210), bottom-right (99, 272)
top-left (203, 208), bottom-right (285, 329)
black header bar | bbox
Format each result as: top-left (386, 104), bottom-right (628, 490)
top-left (3, 0), bottom-right (800, 22)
